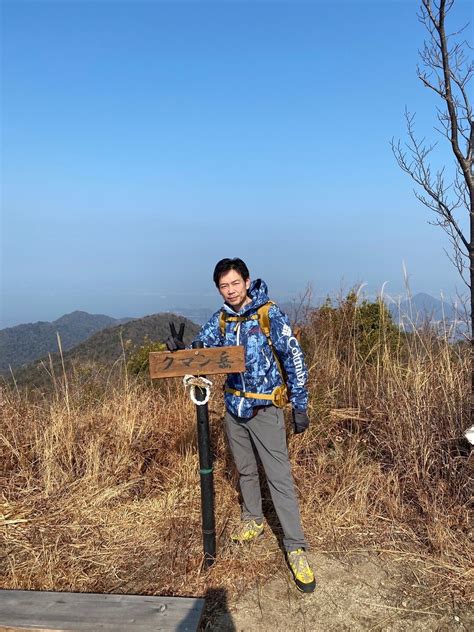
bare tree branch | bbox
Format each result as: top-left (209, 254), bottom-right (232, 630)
top-left (394, 0), bottom-right (473, 422)
top-left (391, 111), bottom-right (469, 252)
top-left (392, 1), bottom-right (473, 292)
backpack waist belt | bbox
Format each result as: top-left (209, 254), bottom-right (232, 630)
top-left (225, 383), bottom-right (288, 408)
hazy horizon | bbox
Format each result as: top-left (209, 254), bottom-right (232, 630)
top-left (1, 284), bottom-right (466, 330)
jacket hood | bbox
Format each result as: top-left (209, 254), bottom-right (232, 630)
top-left (222, 278), bottom-right (269, 315)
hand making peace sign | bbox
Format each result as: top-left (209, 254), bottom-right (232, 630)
top-left (166, 322), bottom-right (186, 352)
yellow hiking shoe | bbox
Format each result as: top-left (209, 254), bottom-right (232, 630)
top-left (230, 520), bottom-right (264, 544)
top-left (287, 548), bottom-right (316, 593)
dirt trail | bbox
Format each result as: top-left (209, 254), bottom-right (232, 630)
top-left (205, 551), bottom-right (473, 631)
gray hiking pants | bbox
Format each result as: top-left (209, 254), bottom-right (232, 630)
top-left (224, 405), bottom-right (308, 552)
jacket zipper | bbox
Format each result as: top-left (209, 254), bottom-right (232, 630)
top-left (236, 321), bottom-right (245, 416)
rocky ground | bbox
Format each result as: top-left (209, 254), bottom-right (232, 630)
top-left (203, 551), bottom-right (473, 632)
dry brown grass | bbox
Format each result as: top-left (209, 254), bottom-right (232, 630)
top-left (1, 303), bottom-right (473, 610)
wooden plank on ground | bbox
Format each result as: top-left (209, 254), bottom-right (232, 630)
top-left (0, 590), bottom-right (205, 632)
top-left (149, 345), bottom-right (245, 379)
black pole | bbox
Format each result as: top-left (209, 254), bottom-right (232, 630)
top-left (192, 340), bottom-right (216, 567)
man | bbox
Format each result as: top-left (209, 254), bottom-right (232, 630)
top-left (168, 257), bottom-right (315, 593)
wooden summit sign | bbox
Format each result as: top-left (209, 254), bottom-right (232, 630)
top-left (148, 340), bottom-right (245, 567)
top-left (149, 345), bottom-right (245, 379)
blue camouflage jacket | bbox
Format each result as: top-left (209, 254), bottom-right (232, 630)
top-left (194, 279), bottom-right (308, 419)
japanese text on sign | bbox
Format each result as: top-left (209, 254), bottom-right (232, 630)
top-left (149, 346), bottom-right (246, 379)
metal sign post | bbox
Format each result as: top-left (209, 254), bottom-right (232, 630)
top-left (192, 340), bottom-right (215, 567)
top-left (149, 342), bottom-right (245, 567)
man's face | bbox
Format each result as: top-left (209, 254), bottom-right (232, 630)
top-left (217, 269), bottom-right (251, 311)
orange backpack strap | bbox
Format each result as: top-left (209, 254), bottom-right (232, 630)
top-left (219, 310), bottom-right (258, 337)
top-left (219, 310), bottom-right (226, 337)
top-left (256, 301), bottom-right (273, 339)
top-left (257, 301), bottom-right (285, 382)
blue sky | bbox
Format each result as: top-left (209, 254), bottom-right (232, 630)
top-left (1, 0), bottom-right (472, 327)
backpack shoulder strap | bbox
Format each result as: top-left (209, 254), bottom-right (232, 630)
top-left (256, 300), bottom-right (274, 340)
top-left (219, 310), bottom-right (226, 337)
top-left (257, 301), bottom-right (286, 381)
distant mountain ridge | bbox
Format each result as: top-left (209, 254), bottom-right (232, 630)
top-left (7, 313), bottom-right (200, 390)
top-left (3, 293), bottom-right (465, 382)
top-left (0, 310), bottom-right (133, 374)
top-left (387, 292), bottom-right (463, 326)
top-left (169, 307), bottom-right (216, 325)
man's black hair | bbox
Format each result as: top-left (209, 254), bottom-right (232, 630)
top-left (213, 258), bottom-right (250, 287)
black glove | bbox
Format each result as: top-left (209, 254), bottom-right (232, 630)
top-left (292, 409), bottom-right (310, 435)
top-left (166, 322), bottom-right (186, 352)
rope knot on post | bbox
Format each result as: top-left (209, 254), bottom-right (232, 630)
top-left (183, 375), bottom-right (213, 406)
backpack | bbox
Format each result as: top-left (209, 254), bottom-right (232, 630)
top-left (218, 301), bottom-right (289, 407)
